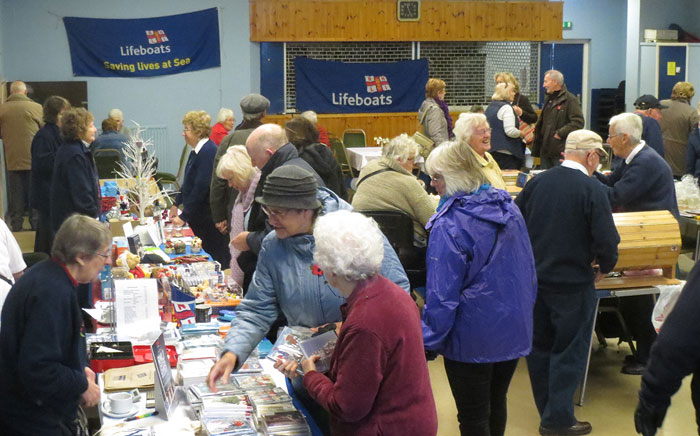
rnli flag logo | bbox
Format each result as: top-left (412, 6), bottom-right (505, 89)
top-left (145, 30), bottom-right (169, 44)
top-left (365, 75), bottom-right (391, 93)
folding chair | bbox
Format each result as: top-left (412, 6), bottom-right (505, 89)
top-left (93, 149), bottom-right (121, 179)
top-left (342, 128), bottom-right (367, 148)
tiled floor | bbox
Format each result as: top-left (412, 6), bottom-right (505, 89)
top-left (12, 228), bottom-right (697, 435)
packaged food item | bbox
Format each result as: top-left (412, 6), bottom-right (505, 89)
top-left (174, 240), bottom-right (186, 254)
top-left (191, 237), bottom-right (202, 253)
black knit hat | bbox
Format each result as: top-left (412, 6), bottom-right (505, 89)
top-left (256, 166), bottom-right (321, 210)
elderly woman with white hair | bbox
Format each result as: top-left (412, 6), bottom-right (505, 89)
top-left (422, 141), bottom-right (536, 436)
top-left (453, 113), bottom-right (507, 190)
top-left (210, 107), bottom-right (235, 146)
top-left (215, 145), bottom-right (261, 286)
top-left (486, 82), bottom-right (526, 170)
top-left (351, 133), bottom-right (436, 247)
top-left (295, 210), bottom-right (438, 436)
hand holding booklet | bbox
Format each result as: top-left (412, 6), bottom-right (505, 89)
top-left (267, 326), bottom-right (337, 374)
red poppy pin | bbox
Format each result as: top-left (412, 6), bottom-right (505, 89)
top-left (557, 105), bottom-right (562, 110)
top-left (311, 264), bottom-right (324, 276)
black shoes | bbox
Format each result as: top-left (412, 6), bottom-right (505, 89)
top-left (622, 361), bottom-right (646, 375)
top-left (539, 421), bottom-right (592, 436)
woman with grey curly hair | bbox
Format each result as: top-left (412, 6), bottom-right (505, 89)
top-left (351, 133), bottom-right (436, 247)
top-left (293, 210), bottom-right (438, 436)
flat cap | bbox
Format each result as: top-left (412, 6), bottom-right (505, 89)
top-left (565, 129), bottom-right (608, 158)
top-left (240, 93), bottom-right (270, 114)
top-left (634, 95), bottom-right (667, 110)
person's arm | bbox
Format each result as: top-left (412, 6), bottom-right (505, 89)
top-left (210, 137), bottom-right (232, 225)
top-left (408, 180), bottom-right (437, 227)
top-left (17, 293), bottom-right (89, 405)
top-left (637, 262), bottom-right (700, 433)
top-left (181, 148), bottom-right (214, 223)
top-left (498, 105), bottom-right (521, 138)
top-left (516, 94), bottom-right (538, 125)
top-left (424, 105), bottom-right (448, 145)
top-left (596, 158), bottom-right (655, 209)
top-left (303, 325), bottom-right (386, 423)
top-left (421, 223), bottom-right (470, 350)
top-left (65, 155), bottom-right (100, 218)
top-left (221, 242), bottom-right (281, 365)
top-left (588, 187), bottom-right (620, 273)
top-left (556, 95), bottom-right (585, 139)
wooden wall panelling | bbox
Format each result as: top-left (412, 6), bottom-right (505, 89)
top-left (263, 112), bottom-right (469, 145)
top-left (249, 0), bottom-right (563, 42)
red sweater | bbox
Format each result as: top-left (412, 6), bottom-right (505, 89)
top-left (210, 122), bottom-right (229, 146)
top-left (317, 125), bottom-right (330, 147)
top-left (303, 275), bottom-right (437, 436)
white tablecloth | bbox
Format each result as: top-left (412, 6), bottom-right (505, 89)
top-left (346, 147), bottom-right (382, 171)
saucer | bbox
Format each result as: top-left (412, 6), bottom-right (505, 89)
top-left (101, 401), bottom-right (139, 419)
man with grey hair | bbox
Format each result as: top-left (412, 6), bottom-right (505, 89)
top-left (210, 93), bottom-right (270, 235)
top-left (0, 81), bottom-right (43, 231)
top-left (533, 70), bottom-right (584, 169)
top-left (232, 123), bottom-right (324, 290)
top-left (516, 129), bottom-right (619, 436)
top-left (594, 112), bottom-right (678, 376)
top-left (108, 108), bottom-right (131, 137)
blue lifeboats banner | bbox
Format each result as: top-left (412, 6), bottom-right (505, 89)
top-left (63, 8), bottom-right (220, 77)
top-left (295, 57), bottom-right (428, 113)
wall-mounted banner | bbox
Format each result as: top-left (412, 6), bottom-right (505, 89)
top-left (295, 57), bottom-right (428, 113)
top-left (64, 8), bottom-right (220, 78)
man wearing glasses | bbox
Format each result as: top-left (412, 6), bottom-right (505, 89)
top-left (231, 124), bottom-right (324, 290)
top-left (207, 166), bottom-right (409, 432)
top-left (594, 112), bottom-right (679, 377)
top-left (516, 130), bottom-right (619, 436)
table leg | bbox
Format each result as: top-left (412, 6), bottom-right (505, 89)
top-left (578, 298), bottom-right (601, 407)
top-left (695, 226), bottom-right (700, 261)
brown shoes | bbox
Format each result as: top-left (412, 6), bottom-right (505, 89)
top-left (539, 420), bottom-right (592, 436)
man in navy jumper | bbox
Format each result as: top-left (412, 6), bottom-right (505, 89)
top-left (516, 130), bottom-right (620, 436)
top-left (595, 112), bottom-right (679, 375)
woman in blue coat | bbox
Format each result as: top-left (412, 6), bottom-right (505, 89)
top-left (422, 140), bottom-right (537, 436)
top-left (169, 111), bottom-right (231, 266)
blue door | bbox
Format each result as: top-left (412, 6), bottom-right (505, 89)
top-left (539, 43), bottom-right (584, 106)
top-left (658, 45), bottom-right (687, 100)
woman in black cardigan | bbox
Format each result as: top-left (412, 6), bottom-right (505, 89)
top-left (495, 72), bottom-right (538, 125)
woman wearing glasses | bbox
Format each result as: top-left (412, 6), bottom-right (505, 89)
top-left (169, 111), bottom-right (230, 266)
top-left (0, 214), bottom-right (111, 435)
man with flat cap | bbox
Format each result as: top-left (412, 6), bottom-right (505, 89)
top-left (210, 93), bottom-right (270, 236)
top-left (516, 130), bottom-right (620, 436)
top-left (634, 95), bottom-right (666, 157)
top-left (207, 165), bottom-right (409, 431)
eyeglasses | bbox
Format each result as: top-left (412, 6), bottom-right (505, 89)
top-left (431, 174), bottom-right (444, 183)
top-left (94, 250), bottom-right (111, 260)
top-left (183, 127), bottom-right (193, 132)
top-left (607, 133), bottom-right (622, 140)
top-left (262, 204), bottom-right (294, 219)
top-left (474, 128), bottom-right (492, 136)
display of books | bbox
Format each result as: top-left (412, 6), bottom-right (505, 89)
top-left (178, 358), bottom-right (215, 386)
top-left (202, 415), bottom-right (257, 436)
top-left (233, 374), bottom-right (276, 391)
top-left (248, 387), bottom-right (291, 406)
top-left (260, 411), bottom-right (311, 435)
top-left (298, 330), bottom-right (337, 374)
top-left (201, 394), bottom-right (252, 416)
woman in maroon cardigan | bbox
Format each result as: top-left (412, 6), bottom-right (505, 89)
top-left (278, 210), bottom-right (437, 436)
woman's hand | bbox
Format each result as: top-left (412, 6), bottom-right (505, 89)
top-left (513, 105), bottom-right (523, 117)
top-left (206, 352), bottom-right (238, 392)
top-left (301, 355), bottom-right (320, 374)
top-left (274, 358), bottom-right (301, 379)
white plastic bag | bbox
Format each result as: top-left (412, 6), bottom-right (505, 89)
top-left (652, 283), bottom-right (685, 333)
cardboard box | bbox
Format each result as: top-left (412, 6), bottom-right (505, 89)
top-left (644, 29), bottom-right (678, 42)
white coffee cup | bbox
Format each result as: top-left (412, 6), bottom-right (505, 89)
top-left (108, 392), bottom-right (133, 414)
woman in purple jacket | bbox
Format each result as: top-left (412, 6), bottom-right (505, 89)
top-left (422, 140), bottom-right (537, 436)
top-left (283, 210), bottom-right (438, 436)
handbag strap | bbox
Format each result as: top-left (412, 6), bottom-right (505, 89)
top-left (356, 167), bottom-right (398, 188)
top-left (0, 273), bottom-right (12, 287)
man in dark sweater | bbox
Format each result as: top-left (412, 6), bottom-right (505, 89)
top-left (635, 261), bottom-right (700, 436)
top-left (516, 129), bottom-right (620, 436)
top-left (595, 112), bottom-right (679, 375)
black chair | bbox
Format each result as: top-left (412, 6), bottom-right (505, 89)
top-left (93, 148), bottom-right (122, 179)
top-left (359, 210), bottom-right (427, 292)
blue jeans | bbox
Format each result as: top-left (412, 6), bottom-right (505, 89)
top-left (527, 287), bottom-right (597, 428)
top-left (444, 357), bottom-right (519, 436)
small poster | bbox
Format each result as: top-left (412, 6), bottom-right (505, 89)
top-left (667, 61), bottom-right (676, 76)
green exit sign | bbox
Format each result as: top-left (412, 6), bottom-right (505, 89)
top-left (563, 21), bottom-right (573, 30)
